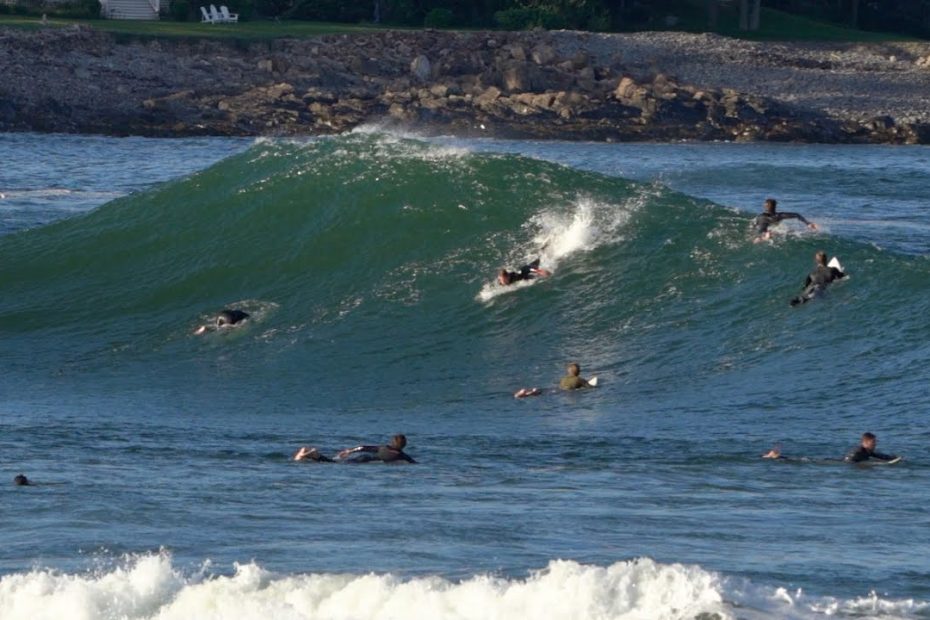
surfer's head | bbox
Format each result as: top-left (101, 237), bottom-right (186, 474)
top-left (764, 198), bottom-right (777, 213)
top-left (861, 432), bottom-right (877, 450)
top-left (13, 474), bottom-right (29, 486)
top-left (815, 250), bottom-right (827, 266)
top-left (389, 434), bottom-right (407, 450)
top-left (498, 269), bottom-right (512, 286)
top-left (566, 363), bottom-right (581, 377)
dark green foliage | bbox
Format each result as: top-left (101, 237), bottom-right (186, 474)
top-left (254, 0), bottom-right (294, 17)
top-left (288, 0), bottom-right (367, 21)
top-left (423, 7), bottom-right (453, 27)
top-left (169, 0), bottom-right (190, 21)
top-left (54, 0), bottom-right (102, 18)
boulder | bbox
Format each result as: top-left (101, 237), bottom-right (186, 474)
top-left (531, 44), bottom-right (556, 66)
top-left (410, 55), bottom-right (431, 82)
top-left (475, 86), bottom-right (501, 106)
top-left (614, 77), bottom-right (637, 100)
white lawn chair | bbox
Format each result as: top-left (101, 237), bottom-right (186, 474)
top-left (200, 6), bottom-right (216, 22)
top-left (209, 4), bottom-right (224, 22)
top-left (220, 5), bottom-right (238, 22)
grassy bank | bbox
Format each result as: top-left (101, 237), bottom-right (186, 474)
top-left (0, 8), bottom-right (907, 43)
top-left (0, 14), bottom-right (387, 39)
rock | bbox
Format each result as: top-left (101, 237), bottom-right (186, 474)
top-left (429, 84), bottom-right (449, 98)
top-left (218, 100), bottom-right (230, 111)
top-left (502, 65), bottom-right (530, 93)
top-left (614, 77), bottom-right (637, 100)
top-left (475, 86), bottom-right (501, 106)
top-left (410, 55), bottom-right (431, 82)
top-left (531, 44), bottom-right (556, 66)
top-left (531, 93), bottom-right (555, 110)
top-left (509, 45), bottom-right (526, 62)
top-left (257, 59), bottom-right (273, 72)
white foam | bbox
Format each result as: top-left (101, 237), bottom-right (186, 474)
top-left (0, 555), bottom-right (729, 620)
top-left (3, 554), bottom-right (926, 620)
top-left (477, 194), bottom-right (638, 302)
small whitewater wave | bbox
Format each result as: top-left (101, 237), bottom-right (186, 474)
top-left (1, 553), bottom-right (925, 620)
top-left (476, 192), bottom-right (642, 303)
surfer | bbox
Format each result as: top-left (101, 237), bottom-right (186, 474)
top-left (789, 250), bottom-right (846, 306)
top-left (559, 363), bottom-right (591, 390)
top-left (753, 198), bottom-right (817, 242)
top-left (13, 474), bottom-right (30, 486)
top-left (844, 432), bottom-right (899, 463)
top-left (497, 258), bottom-right (551, 286)
top-left (292, 446), bottom-right (335, 463)
top-left (193, 309), bottom-right (250, 335)
top-left (336, 434), bottom-right (416, 464)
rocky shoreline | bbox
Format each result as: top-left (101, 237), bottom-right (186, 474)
top-left (2, 25), bottom-right (930, 143)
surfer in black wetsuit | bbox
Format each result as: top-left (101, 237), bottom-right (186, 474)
top-left (497, 258), bottom-right (552, 286)
top-left (13, 474), bottom-right (30, 486)
top-left (292, 446), bottom-right (335, 463)
top-left (844, 432), bottom-right (898, 463)
top-left (789, 250), bottom-right (846, 306)
top-left (194, 308), bottom-right (250, 335)
top-left (754, 198), bottom-right (817, 242)
top-left (762, 432), bottom-right (899, 463)
top-left (336, 434), bottom-right (416, 464)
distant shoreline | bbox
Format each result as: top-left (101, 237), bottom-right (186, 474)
top-left (2, 24), bottom-right (929, 143)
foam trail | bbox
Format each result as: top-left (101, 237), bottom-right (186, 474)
top-left (477, 195), bottom-right (636, 302)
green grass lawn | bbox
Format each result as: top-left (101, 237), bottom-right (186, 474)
top-left (0, 7), bottom-right (909, 43)
top-left (665, 3), bottom-right (906, 42)
top-left (0, 14), bottom-right (389, 40)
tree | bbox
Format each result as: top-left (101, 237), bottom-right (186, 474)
top-left (749, 0), bottom-right (761, 30)
top-left (706, 0), bottom-right (718, 29)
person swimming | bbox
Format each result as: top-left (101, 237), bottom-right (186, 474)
top-left (497, 258), bottom-right (551, 286)
top-left (336, 434), bottom-right (416, 464)
top-left (762, 432), bottom-right (899, 463)
top-left (292, 446), bottom-right (335, 462)
top-left (844, 432), bottom-right (898, 463)
top-left (559, 362), bottom-right (591, 390)
top-left (789, 250), bottom-right (846, 306)
top-left (13, 474), bottom-right (30, 486)
top-left (194, 309), bottom-right (250, 335)
top-left (753, 198), bottom-right (817, 242)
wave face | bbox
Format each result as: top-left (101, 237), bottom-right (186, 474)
top-left (2, 133), bottom-right (928, 409)
top-left (2, 553), bottom-right (924, 620)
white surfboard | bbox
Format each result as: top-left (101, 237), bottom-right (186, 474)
top-left (588, 376), bottom-right (599, 387)
top-left (828, 256), bottom-right (843, 272)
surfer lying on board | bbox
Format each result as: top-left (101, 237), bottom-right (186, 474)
top-left (789, 251), bottom-right (847, 307)
top-left (193, 309), bottom-right (250, 335)
top-left (753, 198), bottom-right (817, 242)
top-left (335, 434), bottom-right (417, 464)
top-left (560, 363), bottom-right (592, 390)
top-left (497, 258), bottom-right (552, 286)
top-left (515, 363), bottom-right (597, 398)
top-left (762, 432), bottom-right (900, 463)
top-left (292, 446), bottom-right (335, 462)
top-left (844, 432), bottom-right (899, 463)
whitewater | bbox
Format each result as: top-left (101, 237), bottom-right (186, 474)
top-left (1, 132), bottom-right (929, 620)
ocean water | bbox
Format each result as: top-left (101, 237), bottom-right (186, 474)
top-left (1, 131), bottom-right (928, 620)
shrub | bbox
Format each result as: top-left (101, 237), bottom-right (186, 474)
top-left (168, 0), bottom-right (189, 21)
top-left (423, 7), bottom-right (453, 28)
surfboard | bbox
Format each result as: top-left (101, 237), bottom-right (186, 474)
top-left (868, 456), bottom-right (902, 465)
top-left (828, 256), bottom-right (843, 271)
top-left (588, 376), bottom-right (599, 387)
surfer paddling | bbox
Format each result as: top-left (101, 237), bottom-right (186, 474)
top-left (193, 309), bottom-right (250, 335)
top-left (762, 432), bottom-right (900, 463)
top-left (559, 363), bottom-right (592, 390)
top-left (844, 432), bottom-right (899, 463)
top-left (753, 198), bottom-right (817, 242)
top-left (789, 250), bottom-right (847, 307)
top-left (336, 434), bottom-right (417, 464)
top-left (497, 258), bottom-right (551, 286)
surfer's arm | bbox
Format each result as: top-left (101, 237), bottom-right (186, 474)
top-left (871, 451), bottom-right (897, 462)
top-left (781, 212), bottom-right (817, 229)
top-left (336, 445), bottom-right (378, 459)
